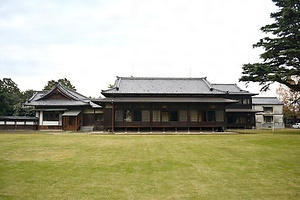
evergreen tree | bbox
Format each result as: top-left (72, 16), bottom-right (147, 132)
top-left (43, 78), bottom-right (76, 91)
top-left (0, 78), bottom-right (23, 116)
top-left (240, 0), bottom-right (300, 92)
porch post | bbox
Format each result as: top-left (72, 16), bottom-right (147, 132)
top-left (111, 100), bottom-right (115, 133)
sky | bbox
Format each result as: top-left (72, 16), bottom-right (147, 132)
top-left (0, 0), bottom-right (279, 98)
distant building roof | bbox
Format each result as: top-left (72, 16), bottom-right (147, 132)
top-left (102, 77), bottom-right (254, 96)
top-left (252, 97), bottom-right (283, 105)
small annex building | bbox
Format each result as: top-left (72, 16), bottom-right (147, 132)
top-left (252, 97), bottom-right (285, 129)
top-left (96, 77), bottom-right (257, 132)
top-left (25, 83), bottom-right (102, 131)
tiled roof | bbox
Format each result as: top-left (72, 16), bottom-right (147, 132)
top-left (25, 83), bottom-right (101, 108)
top-left (102, 77), bottom-right (254, 96)
top-left (96, 97), bottom-right (238, 103)
top-left (26, 99), bottom-right (89, 106)
top-left (37, 83), bottom-right (88, 101)
top-left (252, 97), bottom-right (283, 105)
top-left (211, 84), bottom-right (252, 94)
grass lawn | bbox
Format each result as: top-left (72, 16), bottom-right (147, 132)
top-left (0, 130), bottom-right (299, 199)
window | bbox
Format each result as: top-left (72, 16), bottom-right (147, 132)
top-left (170, 111), bottom-right (178, 122)
top-left (215, 110), bottom-right (224, 122)
top-left (199, 111), bottom-right (206, 122)
top-left (125, 111), bottom-right (133, 122)
top-left (227, 116), bottom-right (235, 123)
top-left (237, 99), bottom-right (242, 104)
top-left (264, 116), bottom-right (273, 123)
top-left (115, 110), bottom-right (124, 122)
top-left (142, 111), bottom-right (150, 122)
top-left (133, 111), bottom-right (142, 122)
top-left (243, 98), bottom-right (250, 105)
top-left (152, 110), bottom-right (161, 122)
top-left (179, 110), bottom-right (187, 122)
top-left (95, 114), bottom-right (103, 122)
top-left (189, 110), bottom-right (198, 122)
top-left (43, 111), bottom-right (59, 121)
top-left (162, 111), bottom-right (169, 122)
top-left (207, 111), bottom-right (215, 122)
top-left (236, 117), bottom-right (246, 124)
top-left (263, 107), bottom-right (273, 113)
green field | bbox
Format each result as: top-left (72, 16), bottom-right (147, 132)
top-left (0, 130), bottom-right (299, 199)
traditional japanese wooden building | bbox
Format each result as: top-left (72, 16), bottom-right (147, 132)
top-left (97, 77), bottom-right (257, 132)
top-left (25, 83), bottom-right (102, 131)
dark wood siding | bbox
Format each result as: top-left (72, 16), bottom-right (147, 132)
top-left (103, 108), bottom-right (112, 130)
top-left (104, 102), bottom-right (227, 131)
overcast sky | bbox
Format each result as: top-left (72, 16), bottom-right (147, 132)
top-left (0, 0), bottom-right (278, 98)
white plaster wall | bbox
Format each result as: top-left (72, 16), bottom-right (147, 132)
top-left (43, 121), bottom-right (60, 126)
top-left (274, 115), bottom-right (284, 123)
top-left (39, 111), bottom-right (43, 125)
top-left (273, 105), bottom-right (283, 115)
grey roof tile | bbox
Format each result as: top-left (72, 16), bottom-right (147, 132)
top-left (97, 97), bottom-right (238, 103)
top-left (102, 77), bottom-right (254, 96)
top-left (25, 83), bottom-right (101, 108)
top-left (103, 77), bottom-right (222, 95)
top-left (252, 97), bottom-right (283, 105)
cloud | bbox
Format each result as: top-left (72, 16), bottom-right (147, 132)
top-left (0, 0), bottom-right (277, 97)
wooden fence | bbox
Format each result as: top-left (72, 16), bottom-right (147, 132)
top-left (0, 116), bottom-right (38, 130)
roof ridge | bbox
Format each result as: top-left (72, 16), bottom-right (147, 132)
top-left (28, 91), bottom-right (39, 102)
top-left (58, 83), bottom-right (88, 100)
top-left (253, 96), bottom-right (278, 98)
top-left (212, 83), bottom-right (235, 85)
top-left (36, 83), bottom-right (87, 101)
top-left (118, 76), bottom-right (208, 80)
top-left (56, 83), bottom-right (79, 100)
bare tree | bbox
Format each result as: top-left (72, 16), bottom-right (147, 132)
top-left (276, 78), bottom-right (300, 124)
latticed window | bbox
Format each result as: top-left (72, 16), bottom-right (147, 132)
top-left (43, 111), bottom-right (59, 121)
top-left (179, 110), bottom-right (187, 122)
top-left (198, 111), bottom-right (206, 122)
top-left (215, 110), bottom-right (224, 122)
top-left (264, 116), bottom-right (273, 123)
top-left (207, 111), bottom-right (215, 122)
top-left (142, 111), bottom-right (150, 122)
top-left (152, 110), bottom-right (160, 122)
top-left (263, 107), bottom-right (273, 113)
top-left (115, 110), bottom-right (123, 122)
top-left (170, 111), bottom-right (178, 122)
top-left (162, 111), bottom-right (169, 122)
top-left (189, 110), bottom-right (198, 122)
top-left (125, 111), bottom-right (133, 122)
top-left (133, 111), bottom-right (142, 122)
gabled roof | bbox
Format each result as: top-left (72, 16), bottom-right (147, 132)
top-left (35, 83), bottom-right (87, 101)
top-left (252, 97), bottom-right (283, 105)
top-left (25, 83), bottom-right (101, 108)
top-left (101, 77), bottom-right (254, 96)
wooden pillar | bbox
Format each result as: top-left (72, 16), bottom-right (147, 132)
top-left (111, 100), bottom-right (115, 133)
